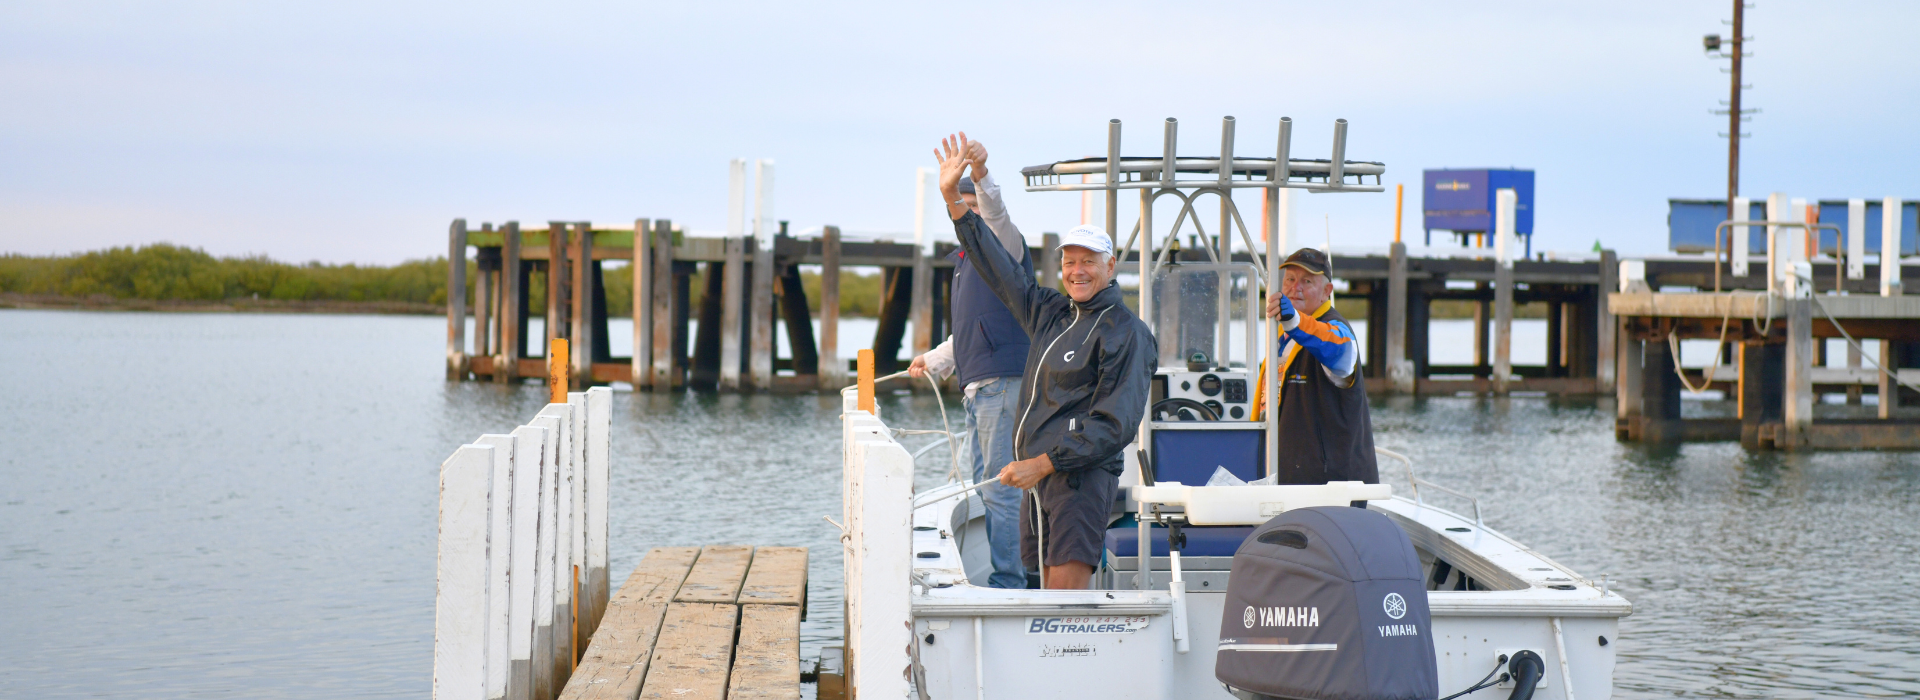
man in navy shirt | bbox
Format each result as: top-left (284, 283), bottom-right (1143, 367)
top-left (909, 138), bottom-right (1032, 589)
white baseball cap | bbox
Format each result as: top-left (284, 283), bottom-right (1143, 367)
top-left (1058, 225), bottom-right (1114, 256)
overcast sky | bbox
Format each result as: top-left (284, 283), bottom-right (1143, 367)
top-left (3, 1), bottom-right (1915, 264)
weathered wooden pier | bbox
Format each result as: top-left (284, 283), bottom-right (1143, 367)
top-left (433, 385), bottom-right (814, 700)
top-left (440, 217), bottom-right (1656, 396)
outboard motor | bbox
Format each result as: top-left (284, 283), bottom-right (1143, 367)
top-left (1216, 506), bottom-right (1438, 700)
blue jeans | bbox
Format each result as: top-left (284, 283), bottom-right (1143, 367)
top-left (965, 376), bottom-right (1028, 589)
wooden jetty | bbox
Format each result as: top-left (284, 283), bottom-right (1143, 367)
top-left (441, 218), bottom-right (1649, 396)
top-left (442, 219), bottom-right (1919, 401)
top-left (433, 384), bottom-right (815, 700)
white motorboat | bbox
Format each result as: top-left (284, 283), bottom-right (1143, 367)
top-left (836, 117), bottom-right (1630, 700)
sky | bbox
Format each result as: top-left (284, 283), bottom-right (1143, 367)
top-left (3, 0), bottom-right (1916, 265)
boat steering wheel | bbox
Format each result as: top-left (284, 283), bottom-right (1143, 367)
top-left (1150, 397), bottom-right (1218, 422)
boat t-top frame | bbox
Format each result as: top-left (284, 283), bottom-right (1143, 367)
top-left (1019, 116), bottom-right (1385, 474)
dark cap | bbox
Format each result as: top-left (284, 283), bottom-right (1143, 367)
top-left (1279, 247), bottom-right (1330, 276)
top-left (957, 178), bottom-right (976, 194)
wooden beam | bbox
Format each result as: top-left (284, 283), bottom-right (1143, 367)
top-left (727, 605), bottom-right (801, 700)
top-left (818, 226), bottom-right (842, 389)
top-left (750, 235), bottom-right (776, 391)
top-left (637, 603), bottom-right (738, 700)
top-left (448, 219), bottom-right (469, 380)
top-left (633, 218), bottom-right (652, 391)
top-left (674, 545), bottom-right (754, 604)
top-left (738, 546), bottom-right (807, 607)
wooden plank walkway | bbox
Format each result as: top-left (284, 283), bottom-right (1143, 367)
top-left (558, 545), bottom-right (807, 700)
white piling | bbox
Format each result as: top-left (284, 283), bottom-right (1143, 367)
top-left (1848, 199), bottom-right (1868, 280)
top-left (1493, 188), bottom-right (1517, 394)
top-left (506, 425), bottom-right (546, 700)
top-left (474, 434), bottom-right (519, 700)
top-left (528, 413), bottom-right (561, 700)
top-left (1884, 197), bottom-right (1904, 296)
top-left (1731, 196), bottom-right (1751, 277)
top-left (750, 159), bottom-right (777, 391)
top-left (567, 393), bottom-right (588, 659)
top-left (583, 387), bottom-right (612, 636)
top-left (846, 417), bottom-right (914, 700)
top-left (436, 444), bottom-right (494, 700)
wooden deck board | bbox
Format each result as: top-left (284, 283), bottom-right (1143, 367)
top-left (737, 547), bottom-right (807, 607)
top-left (558, 548), bottom-right (698, 700)
top-left (727, 604), bottom-right (801, 700)
top-left (673, 545), bottom-right (754, 604)
top-left (637, 603), bottom-right (740, 700)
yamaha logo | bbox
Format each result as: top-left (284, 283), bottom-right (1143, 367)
top-left (1243, 606), bottom-right (1256, 629)
top-left (1383, 593), bottom-right (1407, 620)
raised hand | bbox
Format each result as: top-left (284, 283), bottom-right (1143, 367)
top-left (965, 138), bottom-right (989, 180)
top-left (933, 132), bottom-right (974, 197)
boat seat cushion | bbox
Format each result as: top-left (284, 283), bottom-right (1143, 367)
top-left (1105, 525), bottom-right (1255, 558)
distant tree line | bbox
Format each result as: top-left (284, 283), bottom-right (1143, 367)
top-left (0, 244), bottom-right (896, 317)
top-left (1, 243), bottom-right (1537, 319)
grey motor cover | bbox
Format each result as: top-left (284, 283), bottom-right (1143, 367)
top-left (1215, 506), bottom-right (1437, 700)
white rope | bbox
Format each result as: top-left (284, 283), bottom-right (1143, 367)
top-left (1810, 296), bottom-right (1920, 395)
top-left (1668, 293), bottom-right (1737, 394)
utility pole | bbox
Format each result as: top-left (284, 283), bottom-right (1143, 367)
top-left (1706, 1), bottom-right (1757, 222)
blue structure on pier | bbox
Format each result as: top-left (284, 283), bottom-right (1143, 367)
top-left (1667, 199), bottom-right (1919, 255)
top-left (1422, 169), bottom-right (1534, 254)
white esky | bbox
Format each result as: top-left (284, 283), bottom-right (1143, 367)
top-left (3, 1), bottom-right (1915, 265)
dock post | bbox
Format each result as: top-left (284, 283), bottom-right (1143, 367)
top-left (1547, 300), bottom-right (1565, 378)
top-left (1492, 188), bottom-right (1517, 394)
top-left (633, 219), bottom-right (652, 390)
top-left (1473, 286), bottom-right (1490, 372)
top-left (872, 268), bottom-right (911, 375)
top-left (1041, 232), bottom-right (1061, 290)
top-left (570, 223), bottom-right (595, 385)
top-left (690, 262), bottom-right (724, 389)
top-left (857, 349), bottom-right (875, 413)
top-left (845, 429), bottom-right (913, 700)
top-left (1739, 342), bottom-right (1784, 449)
top-left (911, 244), bottom-right (933, 361)
top-left (1640, 331), bottom-right (1680, 443)
top-left (1879, 339), bottom-right (1899, 418)
top-left (1883, 197), bottom-right (1903, 297)
top-left (434, 443), bottom-right (492, 700)
top-left (499, 222), bottom-right (523, 384)
top-left (1616, 327), bottom-right (1642, 440)
top-left (721, 236), bottom-right (746, 391)
top-left (780, 260), bottom-right (820, 380)
top-left (1847, 343), bottom-right (1863, 404)
top-left (1597, 249), bottom-right (1618, 393)
top-left (1784, 298), bottom-right (1815, 447)
top-left (548, 222), bottom-right (571, 358)
top-left (750, 161), bottom-right (777, 391)
top-left (527, 413), bottom-right (563, 700)
top-left (1386, 241), bottom-right (1413, 393)
top-left (448, 219), bottom-right (469, 381)
top-left (819, 226), bottom-right (843, 389)
top-left (475, 236), bottom-right (496, 363)
top-left (651, 219), bottom-right (676, 390)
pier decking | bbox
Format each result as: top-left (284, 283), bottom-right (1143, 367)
top-left (560, 545), bottom-right (808, 700)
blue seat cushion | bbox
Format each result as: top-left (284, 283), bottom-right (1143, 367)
top-left (1104, 524), bottom-right (1256, 558)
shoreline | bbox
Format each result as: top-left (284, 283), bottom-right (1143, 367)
top-left (0, 292), bottom-right (443, 316)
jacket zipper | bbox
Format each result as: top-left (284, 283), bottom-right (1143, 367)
top-left (1014, 302), bottom-right (1081, 460)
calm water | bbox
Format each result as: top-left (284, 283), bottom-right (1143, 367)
top-left (1, 309), bottom-right (1916, 698)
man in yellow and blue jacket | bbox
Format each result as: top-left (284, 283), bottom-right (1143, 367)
top-left (1255, 248), bottom-right (1380, 487)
